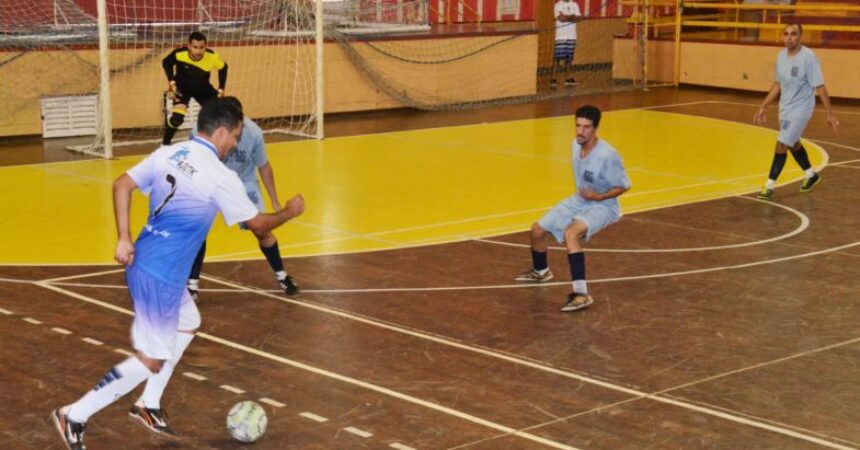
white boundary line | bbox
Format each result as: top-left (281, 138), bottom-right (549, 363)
top-left (476, 196), bottom-right (809, 253)
top-left (0, 100), bottom-right (836, 266)
top-left (46, 238), bottom-right (860, 294)
top-left (32, 280), bottom-right (580, 450)
top-left (197, 265), bottom-right (859, 449)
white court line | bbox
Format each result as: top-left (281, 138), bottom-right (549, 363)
top-left (0, 100), bottom-right (833, 267)
top-left (200, 259), bottom-right (859, 450)
top-left (707, 100), bottom-right (860, 117)
top-left (36, 281), bottom-right (580, 450)
top-left (343, 426), bottom-right (374, 438)
top-left (390, 443), bottom-right (418, 450)
top-left (82, 337), bottom-right (103, 346)
top-left (219, 385), bottom-right (246, 394)
top-left (50, 237), bottom-right (860, 296)
top-left (476, 196), bottom-right (809, 253)
top-left (300, 412), bottom-right (329, 423)
top-left (259, 398), bottom-right (286, 408)
top-left (0, 307), bottom-right (12, 315)
top-left (829, 158), bottom-right (860, 166)
top-left (23, 317), bottom-right (43, 325)
top-left (42, 268), bottom-right (126, 283)
top-left (183, 372), bottom-right (208, 381)
top-left (114, 348), bottom-right (134, 357)
top-left (809, 138), bottom-right (860, 153)
top-left (51, 327), bottom-right (72, 335)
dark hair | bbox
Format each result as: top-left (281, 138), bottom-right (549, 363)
top-left (189, 31), bottom-right (207, 43)
top-left (575, 105), bottom-right (602, 128)
top-left (784, 22), bottom-right (803, 35)
top-left (197, 97), bottom-right (243, 136)
top-left (220, 96), bottom-right (244, 114)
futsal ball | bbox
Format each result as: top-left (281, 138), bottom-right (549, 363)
top-left (226, 400), bottom-right (268, 443)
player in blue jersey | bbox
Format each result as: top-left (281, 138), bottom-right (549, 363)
top-left (753, 23), bottom-right (839, 199)
top-left (51, 97), bottom-right (305, 450)
top-left (187, 98), bottom-right (298, 301)
top-left (515, 105), bottom-right (631, 312)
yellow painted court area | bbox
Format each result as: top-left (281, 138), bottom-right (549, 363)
top-left (0, 110), bottom-right (825, 265)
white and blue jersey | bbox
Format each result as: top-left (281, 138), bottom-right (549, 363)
top-left (127, 136), bottom-right (259, 287)
top-left (194, 117), bottom-right (269, 211)
top-left (539, 139), bottom-right (631, 242)
top-left (776, 45), bottom-right (824, 119)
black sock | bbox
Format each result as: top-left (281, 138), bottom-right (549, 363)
top-left (163, 126), bottom-right (178, 146)
top-left (567, 252), bottom-right (585, 282)
top-left (531, 250), bottom-right (548, 271)
top-left (790, 145), bottom-right (812, 171)
top-left (260, 241), bottom-right (285, 274)
top-left (768, 153), bottom-right (788, 181)
top-left (189, 241), bottom-right (206, 280)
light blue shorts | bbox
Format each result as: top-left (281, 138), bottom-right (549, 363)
top-left (538, 198), bottom-right (620, 243)
top-left (778, 115), bottom-right (811, 148)
top-left (127, 265), bottom-right (200, 360)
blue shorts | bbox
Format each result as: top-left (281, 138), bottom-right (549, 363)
top-left (777, 115), bottom-right (811, 148)
top-left (554, 39), bottom-right (577, 62)
top-left (538, 196), bottom-right (620, 243)
top-left (127, 265), bottom-right (200, 360)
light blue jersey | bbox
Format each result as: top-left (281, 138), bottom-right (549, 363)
top-left (776, 45), bottom-right (824, 119)
top-left (193, 117), bottom-right (267, 183)
top-left (127, 137), bottom-right (259, 287)
top-left (570, 138), bottom-right (631, 215)
top-left (539, 138), bottom-right (631, 243)
top-left (223, 118), bottom-right (267, 183)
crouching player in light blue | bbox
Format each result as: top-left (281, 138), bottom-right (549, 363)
top-left (515, 105), bottom-right (631, 312)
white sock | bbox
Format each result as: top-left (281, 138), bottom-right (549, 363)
top-left (765, 179), bottom-right (776, 189)
top-left (139, 332), bottom-right (195, 409)
top-left (805, 168), bottom-right (815, 178)
top-left (275, 270), bottom-right (287, 280)
top-left (67, 356), bottom-right (152, 423)
top-left (573, 280), bottom-right (588, 294)
top-left (536, 268), bottom-right (549, 276)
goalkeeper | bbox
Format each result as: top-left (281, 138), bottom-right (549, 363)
top-left (161, 31), bottom-right (228, 145)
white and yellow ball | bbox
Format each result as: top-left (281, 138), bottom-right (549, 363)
top-left (226, 400), bottom-right (267, 443)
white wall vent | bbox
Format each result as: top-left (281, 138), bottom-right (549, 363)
top-left (41, 94), bottom-right (99, 138)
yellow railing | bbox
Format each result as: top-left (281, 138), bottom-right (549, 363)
top-left (621, 0), bottom-right (860, 85)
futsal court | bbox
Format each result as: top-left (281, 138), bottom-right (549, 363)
top-left (1, 86), bottom-right (859, 449)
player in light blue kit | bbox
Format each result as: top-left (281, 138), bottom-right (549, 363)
top-left (187, 97), bottom-right (299, 301)
top-left (51, 97), bottom-right (305, 450)
top-left (515, 105), bottom-right (631, 312)
top-left (754, 22), bottom-right (839, 199)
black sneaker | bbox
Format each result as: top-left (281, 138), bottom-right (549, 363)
top-left (129, 403), bottom-right (177, 439)
top-left (561, 292), bottom-right (593, 312)
top-left (50, 407), bottom-right (87, 450)
top-left (799, 173), bottom-right (821, 192)
top-left (279, 275), bottom-right (300, 296)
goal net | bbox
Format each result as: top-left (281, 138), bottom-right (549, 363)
top-left (0, 0), bottom-right (319, 157)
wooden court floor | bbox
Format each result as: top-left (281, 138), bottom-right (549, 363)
top-left (1, 87), bottom-right (859, 449)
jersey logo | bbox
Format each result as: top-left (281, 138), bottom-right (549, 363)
top-left (229, 149), bottom-right (247, 164)
top-left (583, 170), bottom-right (595, 183)
top-left (167, 148), bottom-right (198, 176)
top-left (791, 66), bottom-right (798, 77)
